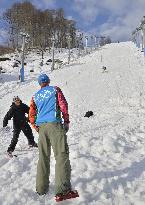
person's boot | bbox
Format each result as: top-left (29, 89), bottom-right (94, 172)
top-left (7, 151), bottom-right (13, 158)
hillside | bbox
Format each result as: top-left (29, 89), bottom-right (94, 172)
top-left (0, 42), bottom-right (145, 205)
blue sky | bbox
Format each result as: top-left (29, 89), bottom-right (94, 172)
top-left (0, 0), bottom-right (145, 45)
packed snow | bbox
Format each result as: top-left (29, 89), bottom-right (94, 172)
top-left (1, 42), bottom-right (145, 204)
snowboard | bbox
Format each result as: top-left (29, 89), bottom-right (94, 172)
top-left (55, 190), bottom-right (79, 202)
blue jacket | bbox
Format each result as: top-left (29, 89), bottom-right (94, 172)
top-left (34, 86), bottom-right (61, 125)
top-left (29, 85), bottom-right (69, 128)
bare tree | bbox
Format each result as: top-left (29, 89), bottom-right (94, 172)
top-left (3, 1), bottom-right (77, 50)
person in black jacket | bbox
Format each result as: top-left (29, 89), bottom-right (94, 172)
top-left (3, 96), bottom-right (37, 156)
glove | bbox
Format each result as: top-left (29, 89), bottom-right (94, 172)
top-left (32, 124), bottom-right (39, 132)
top-left (63, 123), bottom-right (69, 133)
top-left (35, 127), bottom-right (39, 132)
top-left (34, 125), bottom-right (39, 132)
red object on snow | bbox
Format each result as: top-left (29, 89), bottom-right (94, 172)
top-left (55, 190), bottom-right (79, 202)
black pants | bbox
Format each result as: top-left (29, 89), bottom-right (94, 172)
top-left (8, 123), bottom-right (35, 152)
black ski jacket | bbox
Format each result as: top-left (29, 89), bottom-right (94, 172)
top-left (3, 102), bottom-right (29, 129)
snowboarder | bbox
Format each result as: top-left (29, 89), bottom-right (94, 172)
top-left (3, 96), bottom-right (37, 157)
top-left (29, 73), bottom-right (79, 201)
top-left (102, 66), bottom-right (108, 73)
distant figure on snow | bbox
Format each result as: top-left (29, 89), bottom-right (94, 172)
top-left (102, 66), bottom-right (108, 73)
top-left (3, 96), bottom-right (37, 157)
top-left (29, 73), bottom-right (79, 202)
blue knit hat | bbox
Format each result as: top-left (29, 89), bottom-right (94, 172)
top-left (38, 74), bottom-right (50, 85)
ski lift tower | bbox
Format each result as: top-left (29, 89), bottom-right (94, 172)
top-left (138, 23), bottom-right (144, 51)
top-left (96, 36), bottom-right (100, 47)
top-left (132, 30), bottom-right (137, 45)
top-left (90, 35), bottom-right (94, 51)
top-left (100, 36), bottom-right (106, 46)
top-left (85, 36), bottom-right (88, 54)
top-left (76, 31), bottom-right (83, 57)
top-left (51, 36), bottom-right (55, 72)
top-left (136, 26), bottom-right (141, 49)
top-left (67, 35), bottom-right (71, 64)
top-left (94, 35), bottom-right (97, 49)
top-left (140, 16), bottom-right (145, 56)
top-left (20, 32), bottom-right (29, 82)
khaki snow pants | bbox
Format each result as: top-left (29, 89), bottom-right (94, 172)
top-left (36, 122), bottom-right (71, 195)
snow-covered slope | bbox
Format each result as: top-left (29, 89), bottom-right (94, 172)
top-left (1, 42), bottom-right (145, 205)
